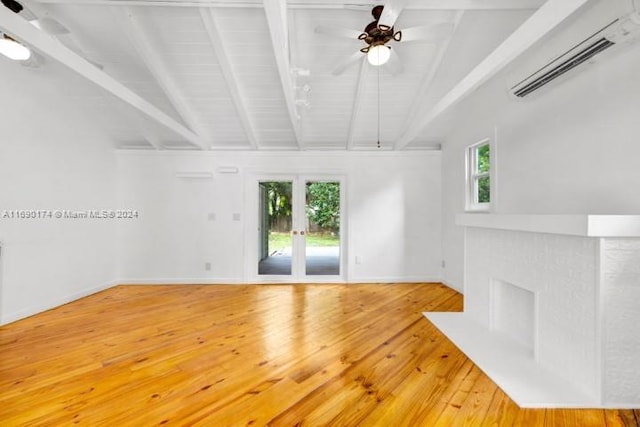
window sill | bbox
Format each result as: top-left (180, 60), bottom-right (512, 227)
top-left (465, 204), bottom-right (492, 213)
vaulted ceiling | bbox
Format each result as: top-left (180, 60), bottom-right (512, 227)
top-left (1, 0), bottom-right (577, 151)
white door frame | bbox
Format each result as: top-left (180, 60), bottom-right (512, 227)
top-left (244, 172), bottom-right (347, 283)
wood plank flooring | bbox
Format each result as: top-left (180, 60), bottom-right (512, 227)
top-left (0, 283), bottom-right (638, 426)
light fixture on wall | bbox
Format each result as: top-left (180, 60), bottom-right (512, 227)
top-left (0, 34), bottom-right (31, 61)
top-left (217, 166), bottom-right (239, 174)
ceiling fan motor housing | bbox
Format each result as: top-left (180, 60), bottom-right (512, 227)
top-left (358, 5), bottom-right (402, 53)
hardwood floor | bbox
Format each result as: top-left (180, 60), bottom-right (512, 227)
top-left (0, 283), bottom-right (638, 426)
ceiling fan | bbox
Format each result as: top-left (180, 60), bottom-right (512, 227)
top-left (316, 2), bottom-right (454, 75)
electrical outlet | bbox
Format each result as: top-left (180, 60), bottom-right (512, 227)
top-left (442, 260), bottom-right (446, 268)
top-left (205, 262), bottom-right (212, 271)
top-left (208, 213), bottom-right (216, 221)
top-left (355, 256), bottom-right (361, 265)
top-left (232, 213), bottom-right (241, 221)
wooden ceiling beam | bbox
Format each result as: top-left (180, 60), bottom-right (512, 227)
top-left (199, 8), bottom-right (259, 150)
top-left (397, 11), bottom-right (463, 148)
top-left (394, 0), bottom-right (591, 150)
top-left (263, 0), bottom-right (301, 148)
top-left (115, 7), bottom-right (210, 150)
top-left (0, 5), bottom-right (207, 150)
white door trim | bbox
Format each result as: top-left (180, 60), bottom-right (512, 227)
top-left (244, 172), bottom-right (347, 283)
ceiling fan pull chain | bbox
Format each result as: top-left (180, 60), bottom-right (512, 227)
top-left (377, 66), bottom-right (381, 149)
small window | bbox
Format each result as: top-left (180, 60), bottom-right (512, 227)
top-left (466, 139), bottom-right (492, 211)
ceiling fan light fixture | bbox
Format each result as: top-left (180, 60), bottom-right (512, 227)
top-left (0, 35), bottom-right (31, 61)
top-left (367, 44), bottom-right (390, 66)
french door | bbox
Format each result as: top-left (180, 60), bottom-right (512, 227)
top-left (246, 174), bottom-right (345, 282)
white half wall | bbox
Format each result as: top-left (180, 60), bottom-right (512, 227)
top-left (441, 23), bottom-right (640, 291)
top-left (116, 151), bottom-right (442, 283)
top-left (0, 61), bottom-right (117, 325)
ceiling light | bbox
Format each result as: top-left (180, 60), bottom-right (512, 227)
top-left (367, 44), bottom-right (390, 66)
top-left (0, 35), bottom-right (31, 61)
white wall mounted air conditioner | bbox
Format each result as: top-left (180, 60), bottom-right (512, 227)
top-left (509, 0), bottom-right (640, 98)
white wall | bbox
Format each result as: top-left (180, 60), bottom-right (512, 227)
top-left (0, 59), bottom-right (442, 323)
top-left (116, 151), bottom-right (442, 283)
top-left (441, 34), bottom-right (640, 291)
top-left (0, 61), bottom-right (117, 324)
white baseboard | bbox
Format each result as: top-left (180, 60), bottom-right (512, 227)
top-left (601, 402), bottom-right (640, 409)
top-left (116, 278), bottom-right (244, 285)
top-left (348, 276), bottom-right (443, 284)
top-left (441, 279), bottom-right (463, 293)
top-left (117, 277), bottom-right (443, 285)
top-left (1, 280), bottom-right (118, 326)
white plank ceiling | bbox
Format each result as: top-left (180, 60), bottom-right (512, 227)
top-left (0, 0), bottom-right (554, 150)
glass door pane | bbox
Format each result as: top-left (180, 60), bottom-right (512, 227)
top-left (258, 181), bottom-right (293, 275)
top-left (304, 181), bottom-right (340, 275)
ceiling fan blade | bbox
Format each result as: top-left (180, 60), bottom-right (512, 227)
top-left (378, 0), bottom-right (407, 31)
top-left (383, 49), bottom-right (404, 76)
top-left (332, 51), bottom-right (363, 76)
top-left (399, 23), bottom-right (455, 43)
top-left (315, 26), bottom-right (364, 40)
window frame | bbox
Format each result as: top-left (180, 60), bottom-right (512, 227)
top-left (465, 138), bottom-right (493, 212)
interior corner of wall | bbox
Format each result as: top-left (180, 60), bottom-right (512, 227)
top-left (442, 279), bottom-right (464, 294)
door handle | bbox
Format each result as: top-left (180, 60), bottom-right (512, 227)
top-left (292, 230), bottom-right (298, 235)
top-left (300, 231), bottom-right (305, 235)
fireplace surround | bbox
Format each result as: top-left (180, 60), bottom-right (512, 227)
top-left (426, 215), bottom-right (640, 408)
